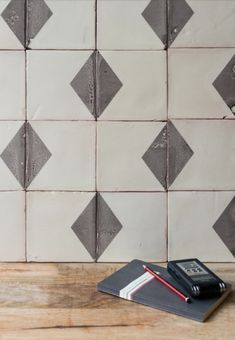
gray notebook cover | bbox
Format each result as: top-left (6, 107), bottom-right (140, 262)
top-left (97, 259), bottom-right (231, 322)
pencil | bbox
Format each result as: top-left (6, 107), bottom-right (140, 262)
top-left (143, 265), bottom-right (191, 303)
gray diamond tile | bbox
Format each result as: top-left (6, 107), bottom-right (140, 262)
top-left (97, 193), bottom-right (123, 259)
top-left (71, 194), bottom-right (96, 260)
top-left (27, 0), bottom-right (53, 44)
top-left (142, 0), bottom-right (167, 46)
top-left (25, 123), bottom-right (52, 188)
top-left (0, 123), bottom-right (25, 188)
top-left (1, 0), bottom-right (25, 46)
top-left (142, 124), bottom-right (167, 190)
top-left (96, 52), bottom-right (123, 117)
top-left (168, 0), bottom-right (194, 46)
top-left (213, 197), bottom-right (235, 257)
top-left (71, 51), bottom-right (122, 118)
top-left (213, 54), bottom-right (235, 114)
top-left (70, 52), bottom-right (96, 117)
top-left (168, 121), bottom-right (194, 187)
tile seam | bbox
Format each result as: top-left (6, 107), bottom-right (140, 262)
top-left (24, 0), bottom-right (27, 261)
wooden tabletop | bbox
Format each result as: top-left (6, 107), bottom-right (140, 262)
top-left (0, 263), bottom-right (234, 339)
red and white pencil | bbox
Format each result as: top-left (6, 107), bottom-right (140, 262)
top-left (143, 265), bottom-right (191, 303)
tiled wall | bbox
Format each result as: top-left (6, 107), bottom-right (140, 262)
top-left (0, 0), bottom-right (234, 262)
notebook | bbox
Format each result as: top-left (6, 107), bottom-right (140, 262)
top-left (97, 259), bottom-right (232, 322)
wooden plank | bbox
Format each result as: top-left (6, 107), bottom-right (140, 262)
top-left (0, 263), bottom-right (234, 339)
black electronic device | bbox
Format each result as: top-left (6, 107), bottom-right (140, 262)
top-left (167, 258), bottom-right (226, 298)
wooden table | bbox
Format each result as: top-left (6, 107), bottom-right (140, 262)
top-left (0, 263), bottom-right (234, 339)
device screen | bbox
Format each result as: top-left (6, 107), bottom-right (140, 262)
top-left (176, 261), bottom-right (212, 282)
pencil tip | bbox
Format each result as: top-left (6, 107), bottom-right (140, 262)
top-left (143, 265), bottom-right (146, 269)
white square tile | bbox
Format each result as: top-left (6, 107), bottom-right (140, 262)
top-left (97, 192), bottom-right (167, 262)
top-left (97, 51), bottom-right (166, 121)
top-left (27, 121), bottom-right (95, 191)
top-left (97, 0), bottom-right (166, 50)
top-left (27, 192), bottom-right (96, 262)
top-left (27, 51), bottom-right (96, 121)
top-left (169, 0), bottom-right (235, 48)
top-left (168, 191), bottom-right (235, 262)
top-left (168, 120), bottom-right (235, 190)
top-left (0, 51), bottom-right (25, 120)
top-left (0, 0), bottom-right (25, 49)
top-left (168, 49), bottom-right (235, 119)
top-left (27, 0), bottom-right (95, 49)
top-left (97, 122), bottom-right (167, 191)
top-left (0, 121), bottom-right (25, 190)
top-left (0, 191), bottom-right (25, 261)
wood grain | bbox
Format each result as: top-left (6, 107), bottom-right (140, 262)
top-left (0, 263), bottom-right (234, 339)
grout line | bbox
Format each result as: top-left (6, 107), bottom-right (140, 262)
top-left (95, 192), bottom-right (98, 263)
top-left (23, 118), bottom-right (235, 123)
top-left (96, 119), bottom-right (167, 123)
top-left (24, 0), bottom-right (27, 48)
top-left (94, 52), bottom-right (98, 190)
top-left (166, 0), bottom-right (169, 262)
top-left (0, 49), bottom-right (25, 52)
top-left (2, 189), bottom-right (235, 193)
top-left (17, 119), bottom-right (96, 122)
top-left (95, 98), bottom-right (98, 263)
top-left (24, 49), bottom-right (164, 52)
top-left (24, 0), bottom-right (27, 261)
top-left (24, 40), bottom-right (27, 263)
top-left (95, 120), bottom-right (98, 192)
top-left (0, 119), bottom-right (28, 122)
top-left (24, 190), bottom-right (27, 262)
top-left (166, 190), bottom-right (169, 262)
top-left (95, 0), bottom-right (98, 51)
top-left (10, 47), bottom-right (235, 51)
top-left (24, 49), bottom-right (96, 52)
top-left (166, 127), bottom-right (169, 261)
top-left (24, 51), bottom-right (27, 122)
top-left (167, 189), bottom-right (235, 192)
top-left (25, 190), bottom-right (98, 193)
top-left (1, 118), bottom-right (235, 122)
top-left (166, 46), bottom-right (235, 50)
top-left (1, 48), bottom-right (235, 52)
top-left (96, 190), bottom-right (166, 194)
top-left (0, 190), bottom-right (26, 192)
top-left (163, 117), bottom-right (235, 121)
top-left (94, 0), bottom-right (98, 263)
top-left (24, 52), bottom-right (27, 170)
top-left (24, 1), bottom-right (28, 262)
